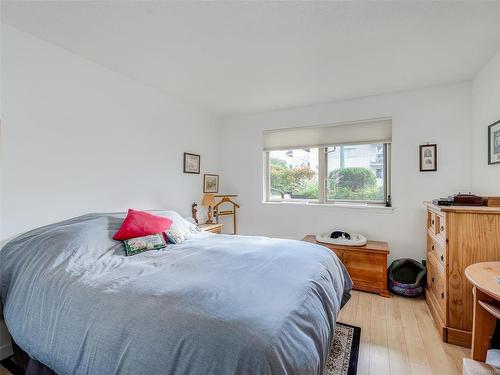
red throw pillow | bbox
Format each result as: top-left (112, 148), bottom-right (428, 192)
top-left (113, 209), bottom-right (173, 241)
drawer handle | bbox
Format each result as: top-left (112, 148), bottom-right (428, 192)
top-left (432, 277), bottom-right (435, 283)
top-left (431, 220), bottom-right (435, 225)
top-left (431, 245), bottom-right (435, 250)
top-left (441, 292), bottom-right (444, 299)
top-left (440, 225), bottom-right (445, 232)
top-left (440, 255), bottom-right (444, 262)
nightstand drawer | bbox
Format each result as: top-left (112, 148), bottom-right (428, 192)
top-left (207, 226), bottom-right (221, 234)
top-left (199, 223), bottom-right (222, 233)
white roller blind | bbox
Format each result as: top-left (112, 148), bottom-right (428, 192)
top-left (263, 118), bottom-right (392, 151)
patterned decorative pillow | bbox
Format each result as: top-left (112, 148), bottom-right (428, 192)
top-left (165, 227), bottom-right (189, 244)
top-left (152, 211), bottom-right (200, 244)
top-left (123, 233), bottom-right (167, 256)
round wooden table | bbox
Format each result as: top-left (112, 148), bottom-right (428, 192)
top-left (465, 262), bottom-right (500, 361)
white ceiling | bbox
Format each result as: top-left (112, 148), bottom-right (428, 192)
top-left (3, 1), bottom-right (500, 116)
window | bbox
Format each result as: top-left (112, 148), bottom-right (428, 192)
top-left (326, 143), bottom-right (386, 202)
top-left (263, 119), bottom-right (392, 205)
top-left (269, 148), bottom-right (319, 200)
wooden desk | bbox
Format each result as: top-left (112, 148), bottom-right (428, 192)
top-left (303, 235), bottom-right (389, 297)
top-left (465, 262), bottom-right (500, 361)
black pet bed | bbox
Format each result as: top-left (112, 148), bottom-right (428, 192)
top-left (387, 258), bottom-right (426, 297)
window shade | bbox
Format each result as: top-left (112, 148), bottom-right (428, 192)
top-left (263, 119), bottom-right (392, 151)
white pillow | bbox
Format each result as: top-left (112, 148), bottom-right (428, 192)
top-left (154, 211), bottom-right (199, 244)
top-left (183, 217), bottom-right (201, 233)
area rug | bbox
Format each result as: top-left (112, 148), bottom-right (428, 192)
top-left (324, 322), bottom-right (361, 375)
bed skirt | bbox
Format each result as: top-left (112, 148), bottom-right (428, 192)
top-left (11, 340), bottom-right (56, 375)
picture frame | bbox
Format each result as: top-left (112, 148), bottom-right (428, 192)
top-left (203, 174), bottom-right (219, 193)
top-left (419, 144), bottom-right (437, 172)
top-left (488, 120), bottom-right (500, 165)
top-left (183, 153), bottom-right (200, 174)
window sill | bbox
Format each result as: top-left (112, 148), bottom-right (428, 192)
top-left (262, 200), bottom-right (396, 213)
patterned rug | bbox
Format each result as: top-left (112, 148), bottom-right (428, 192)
top-left (324, 322), bottom-right (361, 375)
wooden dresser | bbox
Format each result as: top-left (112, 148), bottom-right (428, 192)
top-left (303, 235), bottom-right (389, 297)
top-left (424, 202), bottom-right (500, 347)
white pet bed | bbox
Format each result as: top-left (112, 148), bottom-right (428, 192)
top-left (315, 232), bottom-right (367, 246)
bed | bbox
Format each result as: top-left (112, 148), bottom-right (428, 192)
top-left (0, 212), bottom-right (352, 375)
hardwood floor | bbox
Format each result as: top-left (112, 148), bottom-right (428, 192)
top-left (0, 290), bottom-right (470, 375)
top-left (338, 290), bottom-right (470, 375)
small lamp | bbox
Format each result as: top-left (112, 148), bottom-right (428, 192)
top-left (202, 193), bottom-right (216, 224)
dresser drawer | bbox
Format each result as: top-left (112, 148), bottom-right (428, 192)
top-left (427, 253), bottom-right (446, 315)
top-left (427, 211), bottom-right (437, 235)
top-left (435, 213), bottom-right (447, 243)
top-left (427, 235), bottom-right (446, 267)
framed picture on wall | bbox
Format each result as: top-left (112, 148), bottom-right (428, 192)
top-left (203, 174), bottom-right (219, 193)
top-left (183, 153), bottom-right (200, 174)
top-left (488, 120), bottom-right (500, 165)
top-left (419, 144), bottom-right (437, 172)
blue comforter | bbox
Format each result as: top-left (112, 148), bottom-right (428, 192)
top-left (0, 213), bottom-right (352, 375)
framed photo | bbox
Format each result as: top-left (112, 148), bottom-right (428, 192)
top-left (183, 153), bottom-right (200, 174)
top-left (419, 144), bottom-right (437, 172)
top-left (203, 174), bottom-right (219, 193)
top-left (488, 120), bottom-right (500, 165)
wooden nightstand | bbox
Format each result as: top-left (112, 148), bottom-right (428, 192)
top-left (199, 223), bottom-right (223, 234)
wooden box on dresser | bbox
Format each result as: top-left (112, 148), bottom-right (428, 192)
top-left (425, 202), bottom-right (500, 348)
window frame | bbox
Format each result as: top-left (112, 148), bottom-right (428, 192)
top-left (264, 143), bottom-right (391, 206)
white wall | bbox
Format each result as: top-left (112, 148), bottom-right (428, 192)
top-left (219, 83), bottom-right (472, 262)
top-left (472, 50), bottom-right (500, 194)
top-left (1, 25), bottom-right (220, 238)
top-left (2, 21), bottom-right (497, 264)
